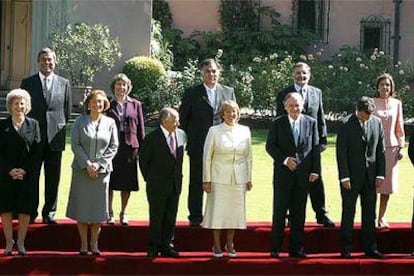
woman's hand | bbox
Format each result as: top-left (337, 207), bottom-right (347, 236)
top-left (397, 148), bottom-right (404, 160)
top-left (87, 162), bottom-right (99, 179)
top-left (246, 181), bottom-right (252, 191)
top-left (9, 168), bottom-right (26, 180)
top-left (202, 182), bottom-right (212, 193)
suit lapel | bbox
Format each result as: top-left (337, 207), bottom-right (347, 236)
top-left (283, 116), bottom-right (296, 147)
top-left (198, 85), bottom-right (211, 107)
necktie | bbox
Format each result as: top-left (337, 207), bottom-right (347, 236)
top-left (207, 88), bottom-right (215, 109)
top-left (300, 87), bottom-right (307, 103)
top-left (169, 133), bottom-right (176, 157)
top-left (360, 121), bottom-right (367, 139)
top-left (292, 121), bottom-right (299, 146)
top-left (43, 77), bottom-right (50, 103)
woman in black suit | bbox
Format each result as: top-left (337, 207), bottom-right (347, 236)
top-left (0, 89), bottom-right (41, 256)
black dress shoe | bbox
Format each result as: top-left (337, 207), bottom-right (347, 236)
top-left (340, 250), bottom-right (352, 258)
top-left (289, 251), bottom-right (307, 258)
top-left (189, 221), bottom-right (201, 227)
top-left (147, 248), bottom-right (159, 258)
top-left (317, 216), bottom-right (335, 227)
top-left (42, 217), bottom-right (57, 225)
top-left (160, 248), bottom-right (179, 258)
top-left (270, 251), bottom-right (280, 258)
top-left (364, 250), bottom-right (383, 259)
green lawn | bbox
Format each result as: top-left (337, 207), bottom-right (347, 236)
top-left (43, 128), bottom-right (413, 223)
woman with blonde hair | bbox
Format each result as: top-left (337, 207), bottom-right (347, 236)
top-left (202, 100), bottom-right (252, 258)
top-left (0, 89), bottom-right (40, 256)
top-left (66, 89), bottom-right (119, 255)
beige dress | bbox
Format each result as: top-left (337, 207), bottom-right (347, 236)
top-left (201, 123), bottom-right (252, 229)
top-left (373, 97), bottom-right (405, 194)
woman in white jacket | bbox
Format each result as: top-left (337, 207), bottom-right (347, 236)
top-left (202, 100), bottom-right (253, 258)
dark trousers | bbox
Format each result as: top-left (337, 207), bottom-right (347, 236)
top-left (147, 184), bottom-right (179, 251)
top-left (340, 180), bottom-right (377, 252)
top-left (187, 153), bottom-right (203, 224)
top-left (271, 178), bottom-right (309, 253)
top-left (309, 176), bottom-right (328, 220)
top-left (32, 141), bottom-right (62, 220)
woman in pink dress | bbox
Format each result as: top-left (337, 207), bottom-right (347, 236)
top-left (372, 73), bottom-right (405, 228)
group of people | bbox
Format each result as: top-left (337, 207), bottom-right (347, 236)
top-left (0, 47), bottom-right (412, 259)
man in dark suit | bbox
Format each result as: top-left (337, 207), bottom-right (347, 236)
top-left (266, 93), bottom-right (321, 258)
top-left (139, 107), bottom-right (186, 258)
top-left (406, 125), bottom-right (414, 255)
top-left (336, 96), bottom-right (385, 259)
top-left (179, 58), bottom-right (236, 226)
top-left (20, 47), bottom-right (72, 224)
top-left (276, 62), bottom-right (334, 227)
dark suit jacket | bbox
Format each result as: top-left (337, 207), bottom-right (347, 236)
top-left (139, 127), bottom-right (186, 194)
top-left (336, 113), bottom-right (385, 186)
top-left (266, 114), bottom-right (321, 186)
top-left (276, 85), bottom-right (327, 145)
top-left (408, 126), bottom-right (414, 165)
top-left (21, 73), bottom-right (72, 151)
top-left (0, 117), bottom-right (41, 184)
top-left (179, 83), bottom-right (235, 155)
top-left (106, 97), bottom-right (145, 149)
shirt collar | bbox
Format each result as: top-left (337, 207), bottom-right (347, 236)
top-left (203, 83), bottom-right (217, 92)
top-left (288, 114), bottom-right (302, 124)
top-left (160, 125), bottom-right (174, 139)
top-left (294, 83), bottom-right (308, 92)
top-left (39, 72), bottom-right (54, 81)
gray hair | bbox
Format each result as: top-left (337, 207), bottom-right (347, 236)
top-left (6, 88), bottom-right (32, 115)
top-left (199, 58), bottom-right (222, 71)
top-left (37, 47), bottom-right (56, 62)
top-left (294, 62), bottom-right (311, 72)
top-left (356, 96), bottom-right (376, 114)
top-left (159, 107), bottom-right (179, 124)
top-left (110, 73), bottom-right (133, 94)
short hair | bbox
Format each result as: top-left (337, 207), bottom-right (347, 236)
top-left (199, 58), bottom-right (222, 71)
top-left (37, 47), bottom-right (56, 62)
top-left (110, 73), bottom-right (133, 94)
top-left (159, 107), bottom-right (179, 124)
top-left (294, 62), bottom-right (311, 72)
top-left (283, 92), bottom-right (303, 106)
top-left (83, 89), bottom-right (110, 114)
top-left (219, 100), bottom-right (240, 121)
top-left (374, 73), bottom-right (396, 97)
top-left (356, 96), bottom-right (376, 114)
top-left (6, 88), bottom-right (32, 115)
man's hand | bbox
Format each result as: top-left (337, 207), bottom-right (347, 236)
top-left (342, 180), bottom-right (351, 190)
top-left (375, 178), bottom-right (384, 188)
top-left (286, 157), bottom-right (298, 171)
top-left (309, 174), bottom-right (319, 183)
top-left (320, 144), bottom-right (327, 152)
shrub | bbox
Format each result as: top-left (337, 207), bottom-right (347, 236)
top-left (123, 56), bottom-right (166, 113)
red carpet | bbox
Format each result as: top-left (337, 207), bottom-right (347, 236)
top-left (0, 221), bottom-right (413, 275)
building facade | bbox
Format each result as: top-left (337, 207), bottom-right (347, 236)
top-left (167, 0), bottom-right (413, 64)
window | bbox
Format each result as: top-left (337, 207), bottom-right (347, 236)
top-left (360, 15), bottom-right (390, 54)
top-left (293, 0), bottom-right (330, 42)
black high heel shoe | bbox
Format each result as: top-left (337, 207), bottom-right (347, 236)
top-left (4, 240), bottom-right (15, 256)
top-left (90, 242), bottom-right (100, 256)
top-left (17, 245), bottom-right (26, 256)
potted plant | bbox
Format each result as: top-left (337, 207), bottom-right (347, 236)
top-left (50, 23), bottom-right (122, 109)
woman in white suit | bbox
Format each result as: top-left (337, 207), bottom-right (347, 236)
top-left (202, 100), bottom-right (253, 258)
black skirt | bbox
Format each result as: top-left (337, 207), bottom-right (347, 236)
top-left (109, 134), bottom-right (139, 192)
